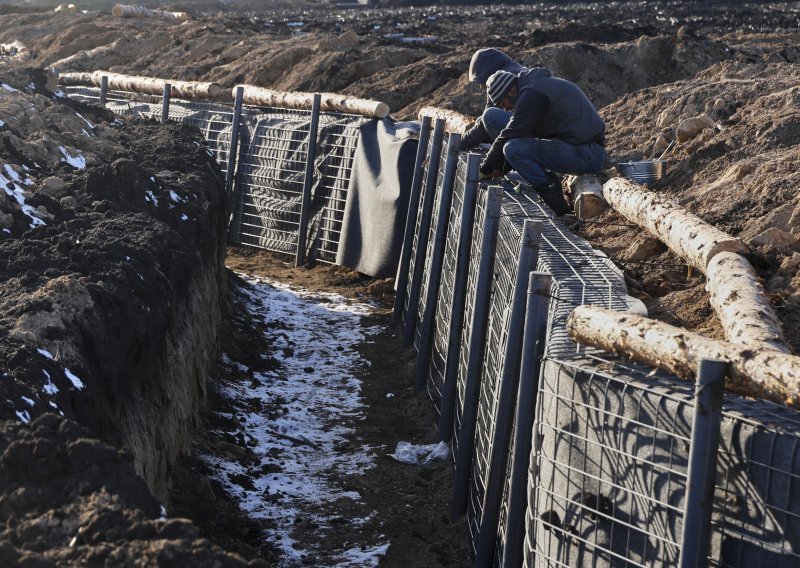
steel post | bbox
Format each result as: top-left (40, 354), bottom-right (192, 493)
top-left (99, 75), bottom-right (108, 107)
top-left (474, 220), bottom-right (542, 567)
top-left (437, 153), bottom-right (480, 440)
top-left (451, 185), bottom-right (504, 520)
top-left (678, 358), bottom-right (726, 568)
top-left (502, 271), bottom-right (552, 568)
top-left (295, 93), bottom-right (322, 267)
top-left (414, 133), bottom-right (461, 391)
top-left (225, 86), bottom-right (244, 207)
top-left (161, 83), bottom-right (171, 124)
top-left (402, 118), bottom-right (446, 347)
top-left (392, 115), bottom-right (432, 325)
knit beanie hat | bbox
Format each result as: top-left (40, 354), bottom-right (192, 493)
top-left (486, 70), bottom-right (517, 104)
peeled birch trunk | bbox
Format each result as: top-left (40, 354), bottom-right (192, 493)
top-left (83, 71), bottom-right (226, 101)
top-left (418, 106), bottom-right (473, 134)
top-left (112, 4), bottom-right (189, 22)
top-left (566, 304), bottom-right (800, 406)
top-left (236, 85), bottom-right (390, 118)
top-left (706, 251), bottom-right (790, 353)
top-left (57, 72), bottom-right (93, 86)
top-left (568, 174), bottom-right (607, 220)
top-left (603, 177), bottom-right (749, 271)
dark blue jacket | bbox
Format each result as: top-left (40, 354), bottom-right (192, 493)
top-left (480, 68), bottom-right (606, 174)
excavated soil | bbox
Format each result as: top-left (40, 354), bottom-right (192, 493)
top-left (0, 1), bottom-right (799, 566)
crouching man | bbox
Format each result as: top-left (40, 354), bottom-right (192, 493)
top-left (470, 68), bottom-right (607, 216)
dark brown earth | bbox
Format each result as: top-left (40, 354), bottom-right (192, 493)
top-left (0, 1), bottom-right (798, 566)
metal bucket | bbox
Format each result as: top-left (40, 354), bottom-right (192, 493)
top-left (617, 160), bottom-right (667, 184)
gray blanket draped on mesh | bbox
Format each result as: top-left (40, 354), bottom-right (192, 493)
top-left (335, 119), bottom-right (418, 278)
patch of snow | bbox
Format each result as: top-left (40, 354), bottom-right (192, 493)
top-left (54, 90), bottom-right (66, 98)
top-left (204, 275), bottom-right (387, 566)
top-left (21, 396), bottom-right (35, 407)
top-left (64, 368), bottom-right (85, 390)
top-left (169, 190), bottom-right (182, 202)
top-left (42, 370), bottom-right (59, 395)
top-left (74, 112), bottom-right (94, 129)
top-left (37, 348), bottom-right (54, 360)
top-left (3, 164), bottom-right (20, 182)
top-left (145, 191), bottom-right (159, 206)
top-left (15, 410), bottom-right (30, 424)
top-left (58, 146), bottom-right (86, 169)
top-left (1, 84), bottom-right (17, 92)
top-left (0, 119), bottom-right (4, 127)
top-left (180, 214), bottom-right (189, 221)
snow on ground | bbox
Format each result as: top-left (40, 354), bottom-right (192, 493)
top-left (204, 273), bottom-right (387, 567)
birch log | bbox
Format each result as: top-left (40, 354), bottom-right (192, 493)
top-left (112, 4), bottom-right (189, 22)
top-left (236, 85), bottom-right (389, 118)
top-left (706, 251), bottom-right (790, 353)
top-left (78, 71), bottom-right (226, 101)
top-left (418, 106), bottom-right (473, 134)
top-left (57, 72), bottom-right (93, 86)
top-left (568, 174), bottom-right (607, 220)
top-left (603, 177), bottom-right (749, 271)
top-left (566, 304), bottom-right (800, 406)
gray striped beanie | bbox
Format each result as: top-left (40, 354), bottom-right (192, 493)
top-left (486, 70), bottom-right (517, 104)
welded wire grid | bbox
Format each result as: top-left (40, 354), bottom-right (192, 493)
top-left (426, 156), bottom-right (468, 414)
top-left (229, 107), bottom-right (313, 254)
top-left (402, 134), bottom-right (439, 326)
top-left (467, 205), bottom-right (524, 549)
top-left (305, 112), bottom-right (365, 264)
top-left (413, 142), bottom-right (451, 364)
top-left (451, 185), bottom-right (490, 462)
top-left (464, 185), bottom-right (630, 562)
top-left (526, 345), bottom-right (800, 567)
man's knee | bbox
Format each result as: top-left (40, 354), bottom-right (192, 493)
top-left (503, 138), bottom-right (526, 163)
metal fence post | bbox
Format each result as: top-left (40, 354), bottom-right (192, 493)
top-left (161, 83), bottom-right (171, 124)
top-left (451, 185), bottom-right (504, 519)
top-left (99, 75), bottom-right (108, 107)
top-left (679, 358), bottom-right (726, 568)
top-left (402, 118), bottom-right (446, 347)
top-left (437, 153), bottom-right (481, 440)
top-left (474, 219), bottom-right (543, 567)
top-left (296, 93), bottom-right (322, 267)
top-left (413, 132), bottom-right (461, 391)
top-left (502, 271), bottom-right (552, 568)
top-left (225, 86), bottom-right (244, 207)
top-left (393, 115), bottom-right (432, 325)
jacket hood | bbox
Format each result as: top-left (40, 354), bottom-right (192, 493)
top-left (468, 48), bottom-right (527, 84)
top-left (523, 67), bottom-right (553, 80)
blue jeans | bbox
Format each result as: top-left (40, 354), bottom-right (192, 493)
top-left (481, 107), bottom-right (608, 187)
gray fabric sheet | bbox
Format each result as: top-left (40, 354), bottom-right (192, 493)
top-left (335, 118), bottom-right (419, 278)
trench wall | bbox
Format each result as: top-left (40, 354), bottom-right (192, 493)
top-left (63, 83), bottom-right (800, 566)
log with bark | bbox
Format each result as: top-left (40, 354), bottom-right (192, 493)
top-left (568, 174), bottom-right (607, 220)
top-left (58, 71), bottom-right (227, 102)
top-left (417, 106), bottom-right (473, 134)
top-left (566, 304), bottom-right (800, 406)
top-left (706, 251), bottom-right (790, 353)
top-left (0, 41), bottom-right (30, 61)
top-left (112, 4), bottom-right (189, 22)
top-left (603, 177), bottom-right (749, 271)
top-left (236, 85), bottom-right (390, 118)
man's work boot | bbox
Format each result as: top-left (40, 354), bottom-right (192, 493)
top-left (534, 177), bottom-right (572, 216)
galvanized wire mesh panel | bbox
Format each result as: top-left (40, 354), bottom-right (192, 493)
top-left (464, 184), bottom-right (631, 563)
top-left (526, 349), bottom-right (800, 568)
top-left (426, 156), bottom-right (468, 414)
top-left (452, 185), bottom-right (491, 462)
top-left (468, 205), bottom-right (523, 548)
top-left (413, 141), bottom-right (450, 357)
top-left (230, 107), bottom-right (312, 255)
top-left (308, 113), bottom-right (365, 264)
